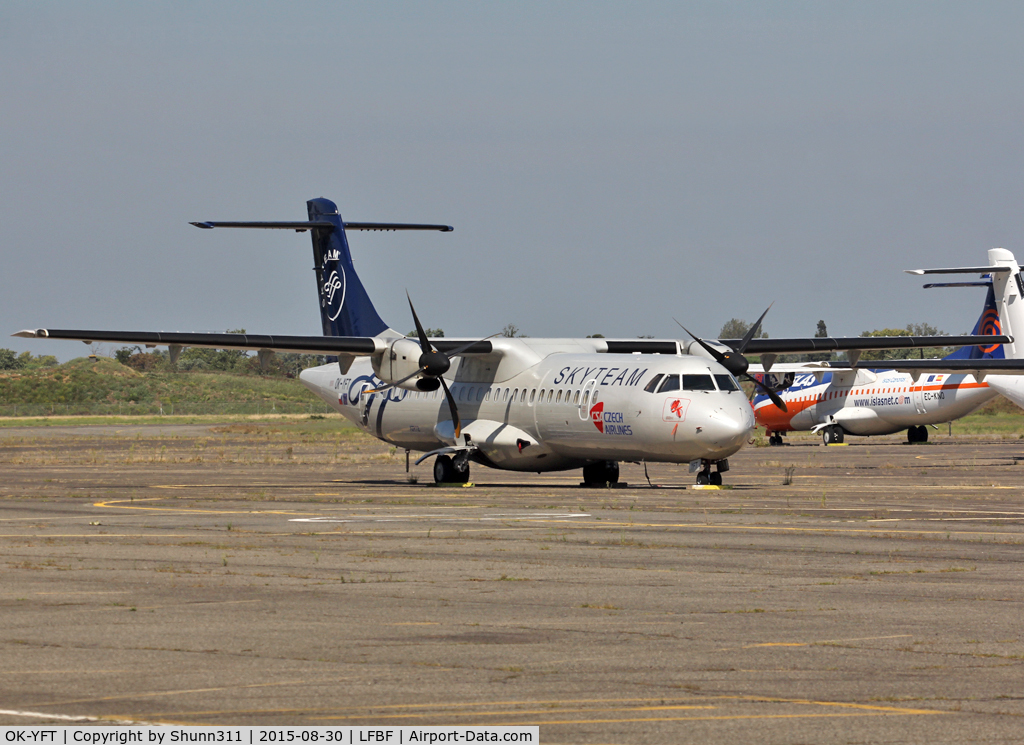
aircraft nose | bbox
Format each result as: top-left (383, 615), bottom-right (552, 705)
top-left (699, 403), bottom-right (756, 452)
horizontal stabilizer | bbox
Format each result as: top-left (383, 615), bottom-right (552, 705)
top-left (921, 282), bottom-right (991, 288)
top-left (905, 266), bottom-right (1011, 275)
top-left (190, 221), bottom-right (453, 232)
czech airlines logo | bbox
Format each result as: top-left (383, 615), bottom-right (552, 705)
top-left (590, 401), bottom-right (605, 433)
top-left (322, 250), bottom-right (346, 322)
top-left (978, 309), bottom-right (1001, 354)
top-left (662, 398), bottom-right (690, 422)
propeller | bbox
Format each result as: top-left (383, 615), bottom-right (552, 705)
top-left (367, 293), bottom-right (494, 439)
top-left (676, 304), bottom-right (788, 412)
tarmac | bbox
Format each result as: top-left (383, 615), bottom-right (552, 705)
top-left (1, 421), bottom-right (1023, 743)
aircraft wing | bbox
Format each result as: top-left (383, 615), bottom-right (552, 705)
top-left (12, 328), bottom-right (386, 356)
top-left (721, 334), bottom-right (1009, 355)
top-left (747, 359), bottom-right (1024, 376)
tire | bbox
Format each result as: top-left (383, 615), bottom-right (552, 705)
top-left (822, 428), bottom-right (832, 446)
top-left (907, 427), bottom-right (918, 444)
top-left (918, 425), bottom-right (928, 443)
top-left (434, 455), bottom-right (455, 484)
top-left (695, 471), bottom-right (711, 486)
top-left (455, 461), bottom-right (471, 483)
top-left (710, 471), bottom-right (723, 486)
top-left (834, 426), bottom-right (845, 444)
top-left (582, 461), bottom-right (618, 486)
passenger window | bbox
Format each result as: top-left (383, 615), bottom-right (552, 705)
top-left (582, 390), bottom-right (590, 407)
top-left (591, 389), bottom-right (599, 403)
top-left (468, 387), bottom-right (474, 401)
top-left (548, 390), bottom-right (554, 403)
top-left (714, 374), bottom-right (739, 391)
top-left (512, 388), bottom-right (518, 402)
top-left (539, 388), bottom-right (545, 402)
top-left (682, 374), bottom-right (715, 391)
top-left (644, 374), bottom-right (664, 393)
top-left (502, 388), bottom-right (509, 402)
top-left (484, 389), bottom-right (491, 402)
top-left (573, 390), bottom-right (580, 404)
top-left (657, 375), bottom-right (681, 393)
top-left (529, 389), bottom-right (536, 404)
top-left (477, 388), bottom-right (484, 402)
top-left (556, 390), bottom-right (563, 404)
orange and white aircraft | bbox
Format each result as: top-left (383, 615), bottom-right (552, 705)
top-left (752, 249), bottom-right (1024, 445)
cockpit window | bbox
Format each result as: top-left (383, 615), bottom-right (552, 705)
top-left (714, 374), bottom-right (739, 392)
top-left (657, 375), bottom-right (680, 393)
top-left (682, 374), bottom-right (715, 391)
top-left (644, 374), bottom-right (664, 393)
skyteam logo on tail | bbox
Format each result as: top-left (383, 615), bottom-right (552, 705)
top-left (321, 249), bottom-right (346, 322)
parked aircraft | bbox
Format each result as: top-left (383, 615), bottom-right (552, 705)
top-left (14, 198), bottom-right (1016, 484)
top-left (752, 249), bottom-right (1024, 445)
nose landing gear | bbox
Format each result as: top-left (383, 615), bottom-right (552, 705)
top-left (695, 459), bottom-right (728, 486)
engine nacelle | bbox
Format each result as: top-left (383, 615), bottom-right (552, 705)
top-left (372, 338), bottom-right (440, 391)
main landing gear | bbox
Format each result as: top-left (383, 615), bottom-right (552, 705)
top-left (907, 425), bottom-right (929, 444)
top-left (821, 425), bottom-right (845, 445)
top-left (434, 453), bottom-right (470, 484)
top-left (582, 460), bottom-right (619, 487)
top-left (695, 459), bottom-right (728, 486)
top-left (768, 432), bottom-right (784, 446)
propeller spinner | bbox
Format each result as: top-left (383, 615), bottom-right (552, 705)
top-left (677, 304), bottom-right (788, 412)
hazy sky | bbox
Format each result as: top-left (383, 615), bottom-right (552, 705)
top-left (4, 2), bottom-right (1024, 360)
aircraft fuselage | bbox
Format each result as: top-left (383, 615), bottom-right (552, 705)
top-left (301, 352), bottom-right (755, 472)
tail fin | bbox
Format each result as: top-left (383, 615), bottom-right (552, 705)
top-left (191, 197), bottom-right (453, 339)
top-left (914, 248), bottom-right (1024, 361)
top-left (306, 198), bottom-right (390, 338)
top-left (943, 282), bottom-right (1006, 360)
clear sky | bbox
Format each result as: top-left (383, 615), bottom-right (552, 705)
top-left (4, 1), bottom-right (1024, 359)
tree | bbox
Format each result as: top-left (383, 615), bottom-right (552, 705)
top-left (858, 324), bottom-right (952, 361)
top-left (718, 318), bottom-right (768, 340)
top-left (0, 348), bottom-right (24, 370)
top-left (586, 333), bottom-right (605, 338)
top-left (807, 319), bottom-right (833, 362)
top-left (407, 328), bottom-right (444, 338)
top-left (501, 323), bottom-right (527, 338)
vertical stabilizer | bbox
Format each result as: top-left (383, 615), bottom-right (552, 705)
top-left (986, 248), bottom-right (1024, 360)
top-left (307, 198), bottom-right (391, 338)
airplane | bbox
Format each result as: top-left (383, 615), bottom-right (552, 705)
top-left (752, 248), bottom-right (1024, 446)
top-left (13, 198), bottom-right (1018, 486)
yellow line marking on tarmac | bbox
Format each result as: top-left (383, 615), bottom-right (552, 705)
top-left (735, 634), bottom-right (911, 650)
top-left (538, 519), bottom-right (1021, 539)
top-left (321, 704), bottom-right (717, 721)
top-left (93, 497), bottom-right (317, 516)
top-left (497, 712), bottom-right (942, 725)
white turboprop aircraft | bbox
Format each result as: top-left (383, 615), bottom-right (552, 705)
top-left (14, 198), bottom-right (1018, 485)
top-left (752, 249), bottom-right (1024, 445)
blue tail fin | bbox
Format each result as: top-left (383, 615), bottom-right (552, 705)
top-left (307, 198), bottom-right (389, 338)
top-left (943, 283), bottom-right (1005, 360)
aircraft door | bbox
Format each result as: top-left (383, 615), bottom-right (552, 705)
top-left (579, 379), bottom-right (598, 421)
top-left (912, 384), bottom-right (926, 415)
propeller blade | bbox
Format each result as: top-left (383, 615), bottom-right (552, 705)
top-left (406, 291), bottom-right (433, 353)
top-left (676, 321), bottom-right (750, 377)
top-left (744, 372), bottom-right (788, 412)
top-left (737, 303), bottom-right (773, 354)
top-left (439, 376), bottom-right (462, 439)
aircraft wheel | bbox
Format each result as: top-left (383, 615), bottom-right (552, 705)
top-left (582, 461), bottom-right (618, 486)
top-left (710, 471), bottom-right (723, 486)
top-left (769, 434), bottom-right (783, 447)
top-left (822, 428), bottom-right (832, 446)
top-left (834, 426), bottom-right (845, 444)
top-left (695, 471), bottom-right (711, 486)
top-left (433, 455), bottom-right (456, 484)
top-left (918, 425), bottom-right (928, 443)
top-left (907, 426), bottom-right (921, 444)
